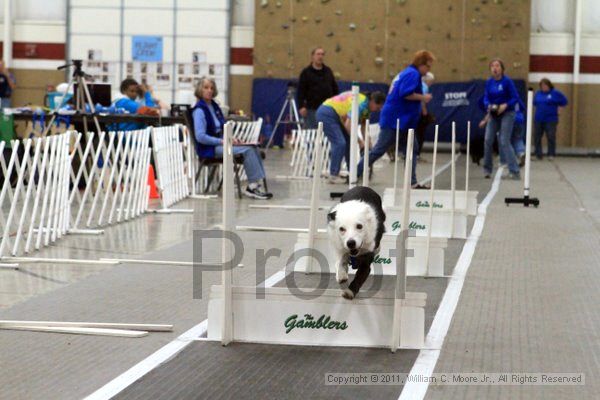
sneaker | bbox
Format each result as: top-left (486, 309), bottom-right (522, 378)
top-left (412, 183), bottom-right (430, 190)
top-left (257, 183), bottom-right (273, 199)
top-left (518, 153), bottom-right (525, 167)
top-left (244, 186), bottom-right (271, 200)
top-left (506, 172), bottom-right (520, 180)
top-left (328, 175), bottom-right (346, 184)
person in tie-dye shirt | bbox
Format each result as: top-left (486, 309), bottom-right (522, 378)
top-left (316, 90), bottom-right (385, 183)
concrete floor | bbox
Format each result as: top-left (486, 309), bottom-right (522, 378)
top-left (1, 145), bottom-right (598, 399)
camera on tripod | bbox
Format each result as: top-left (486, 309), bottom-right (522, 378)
top-left (57, 59), bottom-right (86, 77)
top-left (286, 81), bottom-right (297, 98)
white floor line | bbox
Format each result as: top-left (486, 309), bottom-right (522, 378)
top-left (83, 157), bottom-right (458, 400)
top-left (418, 154), bottom-right (460, 186)
top-left (398, 167), bottom-right (503, 400)
top-left (83, 268), bottom-right (290, 400)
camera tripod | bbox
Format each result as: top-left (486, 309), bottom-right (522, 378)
top-left (265, 85), bottom-right (303, 149)
top-left (42, 59), bottom-right (102, 137)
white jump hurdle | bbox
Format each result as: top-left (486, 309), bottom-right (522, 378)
top-left (384, 123), bottom-right (469, 239)
top-left (384, 206), bottom-right (467, 239)
top-left (207, 122), bottom-right (426, 351)
top-left (384, 121), bottom-right (479, 216)
top-left (383, 189), bottom-right (478, 215)
top-left (293, 232), bottom-right (447, 277)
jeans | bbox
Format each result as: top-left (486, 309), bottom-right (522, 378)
top-left (484, 111), bottom-right (519, 175)
top-left (534, 121), bottom-right (557, 158)
top-left (214, 145), bottom-right (266, 183)
top-left (512, 123), bottom-right (525, 156)
top-left (303, 108), bottom-right (318, 129)
top-left (0, 98), bottom-right (11, 109)
top-left (501, 123), bottom-right (525, 164)
top-left (316, 105), bottom-right (350, 176)
top-left (357, 127), bottom-right (419, 185)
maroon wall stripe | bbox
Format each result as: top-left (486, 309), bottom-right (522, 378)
top-left (530, 55), bottom-right (573, 73)
top-left (1, 42), bottom-right (600, 73)
top-left (230, 47), bottom-right (253, 66)
top-left (581, 56), bottom-right (600, 74)
top-left (530, 54), bottom-right (600, 73)
top-left (0, 42), bottom-right (65, 60)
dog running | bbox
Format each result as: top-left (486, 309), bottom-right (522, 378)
top-left (327, 186), bottom-right (386, 299)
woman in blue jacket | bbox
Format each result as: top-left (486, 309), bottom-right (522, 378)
top-left (192, 77), bottom-right (272, 200)
top-left (357, 50), bottom-right (435, 188)
top-left (534, 78), bottom-right (568, 160)
top-left (482, 59), bottom-right (521, 179)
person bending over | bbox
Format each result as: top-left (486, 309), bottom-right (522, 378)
top-left (316, 90), bottom-right (385, 184)
top-left (192, 77), bottom-right (272, 200)
top-left (533, 78), bottom-right (567, 160)
top-left (113, 78), bottom-right (157, 131)
top-left (482, 59), bottom-right (521, 179)
top-left (357, 50), bottom-right (435, 189)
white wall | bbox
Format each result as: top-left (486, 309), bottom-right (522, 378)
top-left (232, 0), bottom-right (254, 26)
top-left (531, 0), bottom-right (600, 33)
top-left (68, 0), bottom-right (230, 105)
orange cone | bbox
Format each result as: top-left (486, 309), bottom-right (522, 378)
top-left (148, 165), bottom-right (160, 199)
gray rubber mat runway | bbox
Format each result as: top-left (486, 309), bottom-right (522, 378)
top-left (117, 341), bottom-right (417, 400)
top-left (0, 151), bottom-right (487, 399)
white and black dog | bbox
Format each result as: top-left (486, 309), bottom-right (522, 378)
top-left (327, 186), bottom-right (386, 300)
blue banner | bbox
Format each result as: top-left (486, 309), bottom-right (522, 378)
top-left (132, 36), bottom-right (163, 62)
top-left (425, 79), bottom-right (527, 143)
top-left (250, 77), bottom-right (526, 144)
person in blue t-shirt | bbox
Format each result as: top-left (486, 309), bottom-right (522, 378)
top-left (0, 60), bottom-right (16, 109)
top-left (192, 77), bottom-right (272, 200)
top-left (478, 95), bottom-right (525, 167)
top-left (482, 58), bottom-right (521, 179)
top-left (357, 50), bottom-right (435, 188)
top-left (533, 78), bottom-right (567, 160)
top-left (112, 78), bottom-right (157, 131)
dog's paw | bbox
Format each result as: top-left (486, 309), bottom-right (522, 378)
top-left (341, 288), bottom-right (355, 300)
top-left (336, 268), bottom-right (348, 284)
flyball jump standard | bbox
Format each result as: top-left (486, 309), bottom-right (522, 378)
top-left (207, 123), bottom-right (427, 351)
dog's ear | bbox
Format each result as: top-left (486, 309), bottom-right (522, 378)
top-left (327, 210), bottom-right (336, 223)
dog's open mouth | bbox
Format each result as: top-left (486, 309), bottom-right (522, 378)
top-left (349, 249), bottom-right (359, 256)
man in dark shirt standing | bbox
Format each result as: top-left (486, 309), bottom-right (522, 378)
top-left (0, 61), bottom-right (16, 109)
top-left (297, 47), bottom-right (339, 129)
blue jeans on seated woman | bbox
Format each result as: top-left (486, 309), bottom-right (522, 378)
top-left (214, 145), bottom-right (266, 183)
top-left (484, 111), bottom-right (519, 175)
top-left (316, 105), bottom-right (350, 176)
top-left (357, 127), bottom-right (418, 186)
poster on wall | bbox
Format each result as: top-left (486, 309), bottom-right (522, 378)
top-left (132, 36), bottom-right (164, 62)
top-left (87, 49), bottom-right (102, 61)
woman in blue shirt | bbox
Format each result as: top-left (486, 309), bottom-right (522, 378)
top-left (357, 50), bottom-right (435, 188)
top-left (482, 59), bottom-right (521, 179)
top-left (533, 78), bottom-right (567, 160)
top-left (192, 77), bottom-right (272, 200)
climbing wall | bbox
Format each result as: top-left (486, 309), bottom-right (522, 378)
top-left (254, 0), bottom-right (531, 83)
